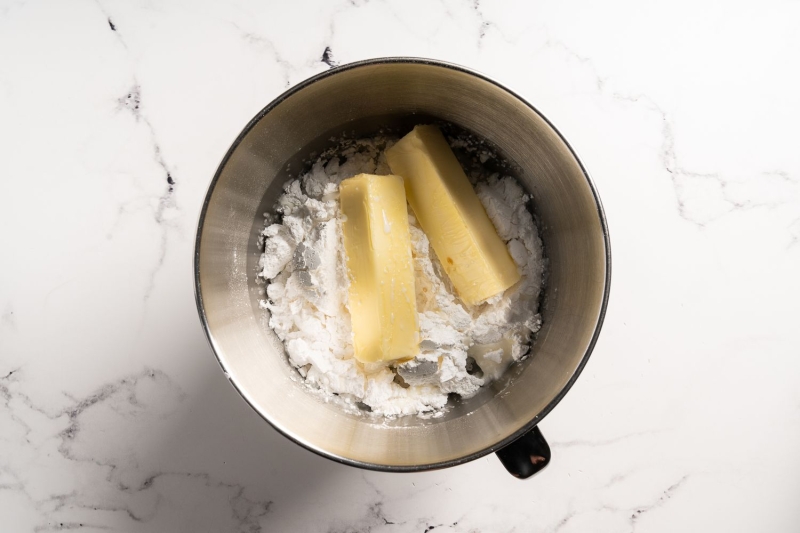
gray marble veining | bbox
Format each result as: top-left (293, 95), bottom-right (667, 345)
top-left (2, 0), bottom-right (799, 531)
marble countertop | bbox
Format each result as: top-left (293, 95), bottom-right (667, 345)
top-left (2, 0), bottom-right (799, 531)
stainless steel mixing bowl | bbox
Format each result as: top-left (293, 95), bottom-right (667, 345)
top-left (195, 58), bottom-right (611, 478)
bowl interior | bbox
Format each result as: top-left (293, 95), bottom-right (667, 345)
top-left (196, 60), bottom-right (609, 469)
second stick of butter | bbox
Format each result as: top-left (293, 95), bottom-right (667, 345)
top-left (340, 174), bottom-right (419, 363)
top-left (387, 125), bottom-right (521, 305)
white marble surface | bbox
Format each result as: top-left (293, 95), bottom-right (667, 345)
top-left (2, 0), bottom-right (800, 531)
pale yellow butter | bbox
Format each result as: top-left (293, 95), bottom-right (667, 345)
top-left (386, 125), bottom-right (521, 305)
top-left (339, 174), bottom-right (419, 363)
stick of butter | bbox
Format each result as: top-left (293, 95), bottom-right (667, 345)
top-left (339, 174), bottom-right (419, 363)
top-left (386, 125), bottom-right (521, 305)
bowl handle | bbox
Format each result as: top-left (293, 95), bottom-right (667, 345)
top-left (495, 426), bottom-right (551, 479)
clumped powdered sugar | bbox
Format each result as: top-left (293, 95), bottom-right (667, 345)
top-left (258, 133), bottom-right (546, 417)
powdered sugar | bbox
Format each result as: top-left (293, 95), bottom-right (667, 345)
top-left (258, 133), bottom-right (546, 417)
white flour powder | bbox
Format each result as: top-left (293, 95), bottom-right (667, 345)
top-left (259, 134), bottom-right (545, 417)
